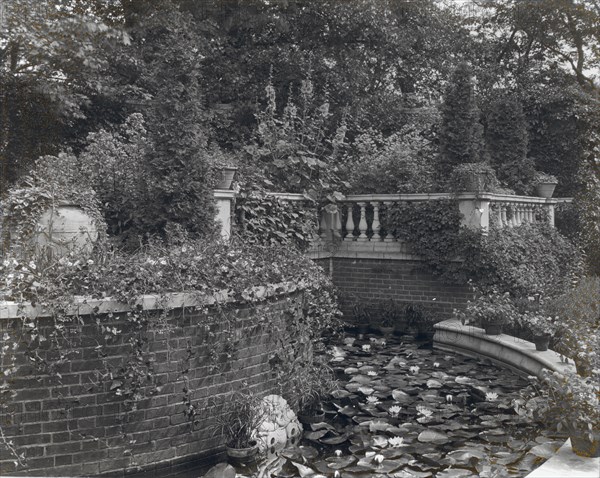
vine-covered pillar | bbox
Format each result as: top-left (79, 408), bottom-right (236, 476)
top-left (458, 198), bottom-right (490, 232)
top-left (213, 189), bottom-right (238, 240)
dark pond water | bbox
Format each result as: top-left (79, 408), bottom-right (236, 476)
top-left (226, 332), bottom-right (562, 478)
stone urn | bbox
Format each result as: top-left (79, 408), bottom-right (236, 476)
top-left (217, 166), bottom-right (238, 190)
top-left (32, 204), bottom-right (98, 259)
top-left (534, 182), bottom-right (557, 198)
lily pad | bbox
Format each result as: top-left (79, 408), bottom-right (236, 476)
top-left (418, 430), bottom-right (450, 444)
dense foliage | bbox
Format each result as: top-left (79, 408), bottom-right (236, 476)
top-left (437, 62), bottom-right (487, 181)
top-left (485, 95), bottom-right (534, 195)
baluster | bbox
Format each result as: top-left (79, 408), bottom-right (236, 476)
top-left (319, 209), bottom-right (329, 241)
top-left (548, 204), bottom-right (555, 227)
top-left (500, 205), bottom-right (507, 229)
top-left (494, 204), bottom-right (501, 227)
top-left (334, 208), bottom-right (343, 239)
top-left (357, 202), bottom-right (368, 241)
top-left (527, 206), bottom-right (533, 224)
top-left (383, 201), bottom-right (395, 242)
top-left (345, 203), bottom-right (355, 241)
top-left (516, 205), bottom-right (522, 226)
top-left (508, 206), bottom-right (515, 228)
top-left (372, 202), bottom-right (381, 241)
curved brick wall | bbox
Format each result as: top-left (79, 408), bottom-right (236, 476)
top-left (0, 289), bottom-right (306, 476)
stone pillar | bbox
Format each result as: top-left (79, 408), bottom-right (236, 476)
top-left (213, 189), bottom-right (237, 240)
top-left (458, 198), bottom-right (490, 232)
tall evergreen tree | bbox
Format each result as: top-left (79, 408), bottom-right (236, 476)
top-left (438, 63), bottom-right (486, 175)
top-left (485, 94), bottom-right (534, 194)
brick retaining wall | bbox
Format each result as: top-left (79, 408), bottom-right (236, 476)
top-left (316, 257), bottom-right (472, 322)
top-left (0, 291), bottom-right (305, 476)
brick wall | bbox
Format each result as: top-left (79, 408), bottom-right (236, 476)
top-left (316, 257), bottom-right (472, 322)
top-left (0, 292), bottom-right (305, 476)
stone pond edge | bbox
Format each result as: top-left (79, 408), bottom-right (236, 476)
top-left (433, 319), bottom-right (599, 478)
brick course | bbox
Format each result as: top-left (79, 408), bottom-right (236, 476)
top-left (316, 257), bottom-right (472, 321)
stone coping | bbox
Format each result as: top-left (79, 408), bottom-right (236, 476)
top-left (433, 319), bottom-right (575, 378)
top-left (433, 319), bottom-right (599, 478)
top-left (0, 280), bottom-right (306, 320)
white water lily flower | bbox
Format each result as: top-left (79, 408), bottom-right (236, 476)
top-left (409, 365), bottom-right (420, 374)
top-left (389, 436), bottom-right (404, 447)
top-left (388, 405), bottom-right (401, 417)
top-left (334, 449), bottom-right (342, 457)
top-left (416, 405), bottom-right (433, 417)
top-left (362, 344), bottom-right (371, 352)
top-left (366, 396), bottom-right (380, 405)
top-left (373, 454), bottom-right (385, 465)
top-left (446, 394), bottom-right (453, 403)
top-left (433, 362), bottom-right (440, 368)
top-left (367, 371), bottom-right (378, 376)
top-left (486, 391), bottom-right (499, 402)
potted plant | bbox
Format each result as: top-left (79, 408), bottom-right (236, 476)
top-left (352, 302), bottom-right (372, 338)
top-left (523, 313), bottom-right (559, 351)
top-left (378, 299), bottom-right (402, 337)
top-left (459, 289), bottom-right (516, 335)
top-left (213, 388), bottom-right (267, 465)
top-left (533, 172), bottom-right (558, 198)
top-left (296, 367), bottom-right (337, 425)
top-left (537, 370), bottom-right (600, 457)
top-left (451, 162), bottom-right (499, 193)
top-left (405, 303), bottom-right (435, 340)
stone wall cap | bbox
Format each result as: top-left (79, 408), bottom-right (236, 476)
top-left (0, 280), bottom-right (306, 320)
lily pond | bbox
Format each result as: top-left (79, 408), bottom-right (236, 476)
top-left (213, 332), bottom-right (564, 478)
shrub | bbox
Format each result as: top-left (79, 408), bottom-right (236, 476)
top-left (348, 127), bottom-right (436, 194)
top-left (467, 223), bottom-right (583, 298)
top-left (546, 276), bottom-right (600, 376)
top-left (450, 162), bottom-right (499, 193)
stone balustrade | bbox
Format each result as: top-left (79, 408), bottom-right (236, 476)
top-left (316, 193), bottom-right (570, 244)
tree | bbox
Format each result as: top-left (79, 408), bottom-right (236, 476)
top-left (483, 0), bottom-right (599, 93)
top-left (0, 0), bottom-right (129, 191)
top-left (437, 62), bottom-right (487, 177)
top-left (485, 94), bottom-right (534, 194)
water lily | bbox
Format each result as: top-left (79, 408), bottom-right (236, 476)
top-left (367, 370), bottom-right (378, 376)
top-left (433, 362), bottom-right (440, 368)
top-left (373, 454), bottom-right (385, 465)
top-left (486, 391), bottom-right (499, 402)
top-left (446, 394), bottom-right (453, 403)
top-left (334, 449), bottom-right (342, 457)
top-left (362, 344), bottom-right (371, 352)
top-left (416, 405), bottom-right (433, 417)
top-left (334, 472), bottom-right (341, 478)
top-left (367, 396), bottom-right (380, 405)
top-left (388, 405), bottom-right (401, 417)
top-left (409, 365), bottom-right (420, 374)
top-left (389, 436), bottom-right (404, 447)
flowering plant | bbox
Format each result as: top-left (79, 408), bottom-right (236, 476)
top-left (519, 370), bottom-right (600, 441)
top-left (456, 288), bottom-right (517, 327)
top-left (523, 313), bottom-right (559, 336)
top-left (533, 171), bottom-right (558, 184)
